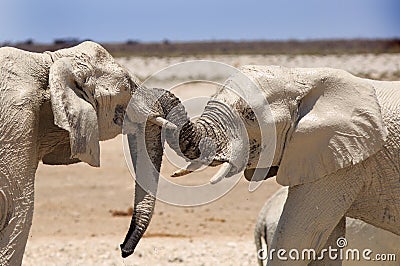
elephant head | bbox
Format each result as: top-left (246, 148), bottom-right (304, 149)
top-left (45, 41), bottom-right (136, 166)
top-left (41, 41), bottom-right (177, 258)
top-left (159, 65), bottom-right (387, 187)
top-left (109, 64), bottom-right (388, 258)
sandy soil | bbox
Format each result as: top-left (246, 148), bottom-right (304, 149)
top-left (23, 54), bottom-right (400, 265)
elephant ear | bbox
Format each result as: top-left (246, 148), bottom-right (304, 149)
top-left (277, 69), bottom-right (387, 187)
top-left (49, 57), bottom-right (100, 167)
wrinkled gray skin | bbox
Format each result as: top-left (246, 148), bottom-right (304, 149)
top-left (122, 89), bottom-right (211, 258)
top-left (161, 66), bottom-right (400, 265)
top-left (255, 187), bottom-right (400, 266)
top-left (119, 88), bottom-right (178, 258)
top-left (0, 41), bottom-right (168, 264)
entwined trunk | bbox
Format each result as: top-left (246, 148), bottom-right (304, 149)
top-left (121, 124), bottom-right (162, 257)
top-left (121, 89), bottom-right (239, 258)
top-left (159, 91), bottom-right (233, 163)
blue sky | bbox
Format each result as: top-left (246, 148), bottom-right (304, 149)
top-left (1, 0), bottom-right (399, 43)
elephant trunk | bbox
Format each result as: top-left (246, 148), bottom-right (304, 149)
top-left (156, 89), bottom-right (192, 154)
top-left (120, 125), bottom-right (162, 258)
top-left (119, 87), bottom-right (187, 258)
top-left (120, 179), bottom-right (156, 258)
top-left (158, 89), bottom-right (247, 178)
top-left (155, 89), bottom-right (210, 155)
top-left (157, 89), bottom-right (211, 161)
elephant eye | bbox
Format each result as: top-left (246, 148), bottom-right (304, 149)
top-left (121, 81), bottom-right (129, 92)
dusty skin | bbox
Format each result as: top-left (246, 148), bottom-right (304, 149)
top-left (24, 54), bottom-right (399, 265)
top-left (255, 187), bottom-right (400, 266)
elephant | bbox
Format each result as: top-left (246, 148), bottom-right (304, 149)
top-left (157, 65), bottom-right (400, 265)
top-left (255, 187), bottom-right (400, 266)
top-left (0, 41), bottom-right (175, 264)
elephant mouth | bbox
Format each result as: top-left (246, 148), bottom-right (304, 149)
top-left (244, 166), bottom-right (279, 181)
top-left (209, 159), bottom-right (228, 167)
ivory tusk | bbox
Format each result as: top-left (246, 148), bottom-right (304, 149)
top-left (171, 168), bottom-right (192, 177)
top-left (209, 162), bottom-right (232, 184)
top-left (150, 116), bottom-right (178, 131)
top-left (171, 161), bottom-right (203, 177)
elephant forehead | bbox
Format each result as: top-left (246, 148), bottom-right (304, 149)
top-left (94, 72), bottom-right (130, 94)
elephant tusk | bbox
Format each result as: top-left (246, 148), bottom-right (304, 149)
top-left (209, 162), bottom-right (232, 184)
top-left (171, 161), bottom-right (203, 177)
top-left (150, 116), bottom-right (178, 131)
top-left (171, 168), bottom-right (192, 177)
